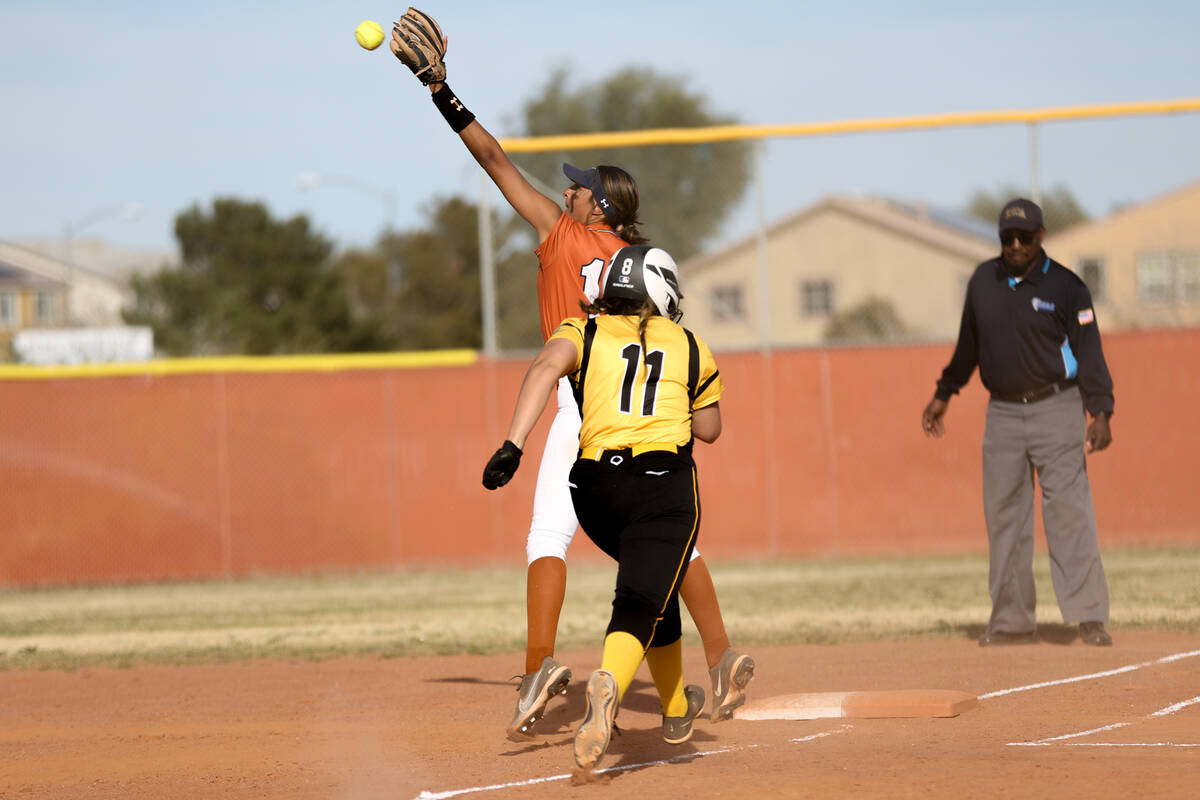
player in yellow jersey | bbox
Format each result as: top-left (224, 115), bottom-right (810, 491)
top-left (388, 6), bottom-right (753, 741)
top-left (482, 245), bottom-right (728, 772)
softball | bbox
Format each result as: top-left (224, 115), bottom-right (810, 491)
top-left (355, 20), bottom-right (385, 51)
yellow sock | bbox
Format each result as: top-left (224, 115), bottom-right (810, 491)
top-left (600, 631), bottom-right (645, 702)
top-left (644, 638), bottom-right (687, 717)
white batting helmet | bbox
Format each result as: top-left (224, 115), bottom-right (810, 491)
top-left (600, 245), bottom-right (683, 321)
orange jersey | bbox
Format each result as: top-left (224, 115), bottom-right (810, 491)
top-left (535, 213), bottom-right (625, 341)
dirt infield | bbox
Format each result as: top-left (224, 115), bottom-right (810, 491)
top-left (3, 632), bottom-right (1198, 799)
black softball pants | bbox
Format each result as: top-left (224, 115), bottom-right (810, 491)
top-left (569, 449), bottom-right (700, 649)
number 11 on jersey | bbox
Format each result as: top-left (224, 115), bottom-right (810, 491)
top-left (619, 345), bottom-right (664, 416)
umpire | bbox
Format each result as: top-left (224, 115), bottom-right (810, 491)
top-left (921, 198), bottom-right (1115, 647)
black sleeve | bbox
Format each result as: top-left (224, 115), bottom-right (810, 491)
top-left (935, 276), bottom-right (980, 401)
top-left (1067, 279), bottom-right (1115, 417)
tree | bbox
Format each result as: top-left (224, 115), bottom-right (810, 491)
top-left (378, 196), bottom-right (485, 349)
top-left (512, 67), bottom-right (753, 261)
top-left (124, 198), bottom-right (369, 356)
top-left (965, 184), bottom-right (1089, 233)
top-left (823, 296), bottom-right (908, 343)
top-left (335, 196), bottom-right (542, 352)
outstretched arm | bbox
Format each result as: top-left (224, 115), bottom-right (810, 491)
top-left (446, 95), bottom-right (562, 242)
top-left (390, 12), bottom-right (561, 241)
top-left (505, 338), bottom-right (578, 449)
top-left (481, 338), bottom-right (577, 490)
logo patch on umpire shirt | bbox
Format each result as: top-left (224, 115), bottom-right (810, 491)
top-left (1031, 297), bottom-right (1055, 313)
top-left (1078, 308), bottom-right (1095, 325)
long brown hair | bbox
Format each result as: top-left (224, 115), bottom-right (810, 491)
top-left (596, 165), bottom-right (647, 245)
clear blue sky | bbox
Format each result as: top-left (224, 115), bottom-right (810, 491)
top-left (3, 1), bottom-right (1199, 258)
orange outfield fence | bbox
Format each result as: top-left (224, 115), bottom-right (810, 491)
top-left (1, 328), bottom-right (1197, 587)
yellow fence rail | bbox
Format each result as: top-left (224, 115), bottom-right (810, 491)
top-left (0, 349), bottom-right (478, 380)
top-left (498, 97), bottom-right (1200, 152)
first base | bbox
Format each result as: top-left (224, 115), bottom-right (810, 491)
top-left (734, 690), bottom-right (979, 721)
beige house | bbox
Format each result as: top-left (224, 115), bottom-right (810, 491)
top-left (1045, 180), bottom-right (1200, 330)
top-left (680, 195), bottom-right (997, 350)
top-left (0, 258), bottom-right (66, 357)
top-left (0, 240), bottom-right (129, 329)
top-left (0, 240), bottom-right (132, 361)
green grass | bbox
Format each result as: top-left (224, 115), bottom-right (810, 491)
top-left (1, 548), bottom-right (1197, 671)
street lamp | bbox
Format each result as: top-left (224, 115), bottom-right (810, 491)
top-left (295, 171), bottom-right (397, 235)
top-left (62, 202), bottom-right (144, 266)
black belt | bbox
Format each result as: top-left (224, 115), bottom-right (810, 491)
top-left (579, 443), bottom-right (679, 461)
top-left (991, 379), bottom-right (1077, 404)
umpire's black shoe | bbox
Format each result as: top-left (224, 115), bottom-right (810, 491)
top-left (978, 629), bottom-right (1039, 647)
top-left (1079, 621), bottom-right (1113, 646)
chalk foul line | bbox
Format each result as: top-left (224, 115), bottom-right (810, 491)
top-left (980, 648), bottom-right (1200, 700)
top-left (792, 723), bottom-right (855, 743)
top-left (1006, 692), bottom-right (1200, 748)
top-left (1150, 694), bottom-right (1200, 717)
top-left (413, 725), bottom-right (854, 800)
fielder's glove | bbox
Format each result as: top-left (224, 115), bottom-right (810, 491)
top-left (391, 7), bottom-right (447, 85)
top-left (482, 440), bottom-right (522, 490)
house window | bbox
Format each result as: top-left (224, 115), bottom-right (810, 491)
top-left (1137, 251), bottom-right (1200, 304)
top-left (801, 280), bottom-right (834, 317)
top-left (0, 292), bottom-right (18, 329)
top-left (1077, 257), bottom-right (1106, 303)
top-left (1179, 252), bottom-right (1200, 304)
top-left (711, 284), bottom-right (744, 321)
top-left (1136, 254), bottom-right (1172, 304)
top-left (35, 291), bottom-right (61, 325)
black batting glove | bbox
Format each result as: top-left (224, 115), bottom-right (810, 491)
top-left (482, 440), bottom-right (523, 490)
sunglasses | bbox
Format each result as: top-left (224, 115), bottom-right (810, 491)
top-left (999, 230), bottom-right (1036, 246)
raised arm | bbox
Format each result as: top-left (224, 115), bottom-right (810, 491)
top-left (436, 86), bottom-right (562, 241)
top-left (390, 9), bottom-right (562, 241)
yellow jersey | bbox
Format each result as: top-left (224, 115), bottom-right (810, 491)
top-left (550, 315), bottom-right (723, 451)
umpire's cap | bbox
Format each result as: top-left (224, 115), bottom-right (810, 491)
top-left (998, 198), bottom-right (1043, 232)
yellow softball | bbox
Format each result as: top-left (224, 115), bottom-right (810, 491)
top-left (355, 20), bottom-right (385, 51)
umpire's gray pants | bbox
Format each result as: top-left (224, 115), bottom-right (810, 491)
top-left (982, 386), bottom-right (1109, 633)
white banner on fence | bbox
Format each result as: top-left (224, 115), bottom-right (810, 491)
top-left (13, 327), bottom-right (153, 365)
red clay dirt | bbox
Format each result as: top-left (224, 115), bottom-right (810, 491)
top-left (3, 631), bottom-right (1198, 799)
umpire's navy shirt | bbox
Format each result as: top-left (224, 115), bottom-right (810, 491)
top-left (935, 252), bottom-right (1115, 417)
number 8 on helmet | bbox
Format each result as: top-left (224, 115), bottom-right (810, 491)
top-left (598, 245), bottom-right (683, 322)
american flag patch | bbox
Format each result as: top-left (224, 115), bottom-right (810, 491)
top-left (1078, 308), bottom-right (1095, 325)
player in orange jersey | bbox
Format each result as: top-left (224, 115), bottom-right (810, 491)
top-left (390, 8), bottom-right (754, 740)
